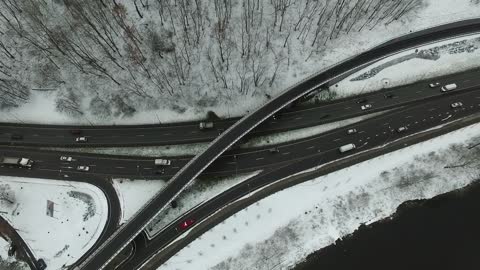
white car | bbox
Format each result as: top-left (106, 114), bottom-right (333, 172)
top-left (347, 128), bottom-right (357, 135)
top-left (361, 104), bottom-right (372, 110)
top-left (60, 156), bottom-right (73, 162)
top-left (75, 136), bottom-right (88, 142)
top-left (76, 165), bottom-right (90, 172)
top-left (397, 126), bottom-right (408, 133)
top-left (451, 102), bottom-right (463, 108)
top-left (155, 159), bottom-right (171, 166)
top-left (429, 82), bottom-right (440, 88)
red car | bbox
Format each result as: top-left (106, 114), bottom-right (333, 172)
top-left (177, 219), bottom-right (195, 231)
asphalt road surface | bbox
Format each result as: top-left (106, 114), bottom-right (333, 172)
top-left (74, 19), bottom-right (480, 270)
top-left (120, 88), bottom-right (480, 270)
top-left (1, 68), bottom-right (479, 147)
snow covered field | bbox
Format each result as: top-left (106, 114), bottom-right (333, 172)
top-left (1, 0), bottom-right (479, 125)
top-left (320, 34), bottom-right (480, 101)
top-left (0, 177), bottom-right (107, 270)
top-left (157, 122), bottom-right (480, 270)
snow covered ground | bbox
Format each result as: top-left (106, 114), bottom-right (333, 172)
top-left (112, 178), bottom-right (168, 224)
top-left (157, 122), bottom-right (480, 270)
top-left (0, 236), bottom-right (28, 270)
top-left (1, 0), bottom-right (479, 125)
top-left (317, 34), bottom-right (480, 102)
top-left (0, 177), bottom-right (107, 270)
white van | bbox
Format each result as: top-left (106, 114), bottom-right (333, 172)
top-left (441, 83), bottom-right (457, 92)
top-left (155, 159), bottom-right (171, 166)
top-left (339, 143), bottom-right (356, 153)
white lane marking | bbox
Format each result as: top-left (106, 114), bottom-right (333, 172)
top-left (333, 138), bottom-right (341, 142)
top-left (441, 115), bottom-right (452, 121)
top-left (191, 131), bottom-right (198, 134)
top-left (295, 117), bottom-right (302, 120)
top-left (430, 116), bottom-right (434, 119)
top-left (428, 108), bottom-right (436, 111)
top-left (367, 137), bottom-right (371, 140)
top-left (115, 166), bottom-right (125, 169)
top-left (256, 157), bottom-right (264, 161)
top-left (226, 162), bottom-right (236, 165)
top-left (282, 152), bottom-right (291, 155)
top-left (405, 116), bottom-right (412, 119)
top-left (415, 121), bottom-right (419, 124)
top-left (415, 91), bottom-right (422, 93)
top-left (344, 106), bottom-right (351, 109)
top-left (143, 168), bottom-right (152, 170)
top-left (164, 133), bottom-right (172, 135)
top-left (32, 134), bottom-right (39, 137)
top-left (383, 123), bottom-right (389, 126)
top-left (359, 131), bottom-right (366, 134)
top-left (136, 134), bottom-right (145, 137)
top-left (307, 146), bottom-right (315, 149)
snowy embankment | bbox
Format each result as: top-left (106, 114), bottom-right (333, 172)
top-left (0, 177), bottom-right (107, 270)
top-left (1, 0), bottom-right (479, 125)
top-left (110, 171), bottom-right (260, 236)
top-left (0, 236), bottom-right (28, 270)
top-left (157, 122), bottom-right (480, 270)
top-left (318, 33), bottom-right (480, 102)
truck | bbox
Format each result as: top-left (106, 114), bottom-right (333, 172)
top-left (0, 157), bottom-right (34, 168)
top-left (339, 143), bottom-right (356, 153)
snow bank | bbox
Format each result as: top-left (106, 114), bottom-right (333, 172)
top-left (0, 177), bottom-right (107, 270)
top-left (157, 122), bottom-right (480, 270)
top-left (112, 179), bottom-right (167, 224)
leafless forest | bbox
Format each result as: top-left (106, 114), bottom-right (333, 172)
top-left (0, 0), bottom-right (423, 119)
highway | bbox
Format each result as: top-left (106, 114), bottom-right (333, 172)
top-left (114, 88), bottom-right (480, 270)
top-left (0, 77), bottom-right (478, 183)
top-left (0, 68), bottom-right (479, 148)
top-left (76, 19), bottom-right (480, 270)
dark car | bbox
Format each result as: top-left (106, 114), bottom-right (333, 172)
top-left (11, 134), bottom-right (23, 140)
top-left (37, 259), bottom-right (47, 270)
top-left (70, 129), bottom-right (82, 135)
top-left (177, 218), bottom-right (195, 231)
top-left (356, 98), bottom-right (368, 104)
top-left (170, 200), bottom-right (178, 208)
top-left (384, 92), bottom-right (395, 98)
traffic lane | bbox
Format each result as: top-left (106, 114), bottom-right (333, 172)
top-left (2, 69), bottom-right (479, 147)
top-left (3, 85), bottom-right (477, 180)
top-left (121, 93), bottom-right (480, 270)
top-left (1, 83), bottom-right (476, 181)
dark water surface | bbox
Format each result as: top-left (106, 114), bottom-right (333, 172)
top-left (293, 180), bottom-right (480, 270)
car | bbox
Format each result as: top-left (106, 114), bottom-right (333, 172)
top-left (268, 147), bottom-right (280, 153)
top-left (397, 126), bottom-right (408, 133)
top-left (384, 92), bottom-right (395, 98)
top-left (60, 156), bottom-right (73, 162)
top-left (451, 102), bottom-right (463, 108)
top-left (199, 121), bottom-right (214, 130)
top-left (76, 165), bottom-right (90, 172)
top-left (441, 83), bottom-right (457, 92)
top-left (37, 259), bottom-right (47, 270)
top-left (429, 82), bottom-right (440, 88)
top-left (155, 169), bottom-right (165, 175)
top-left (177, 218), bottom-right (195, 231)
top-left (356, 98), bottom-right (368, 104)
top-left (10, 134), bottom-right (23, 140)
top-left (155, 159), bottom-right (171, 166)
top-left (347, 128), bottom-right (357, 135)
top-left (70, 129), bottom-right (82, 135)
top-left (75, 136), bottom-right (88, 142)
top-left (361, 104), bottom-right (372, 110)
